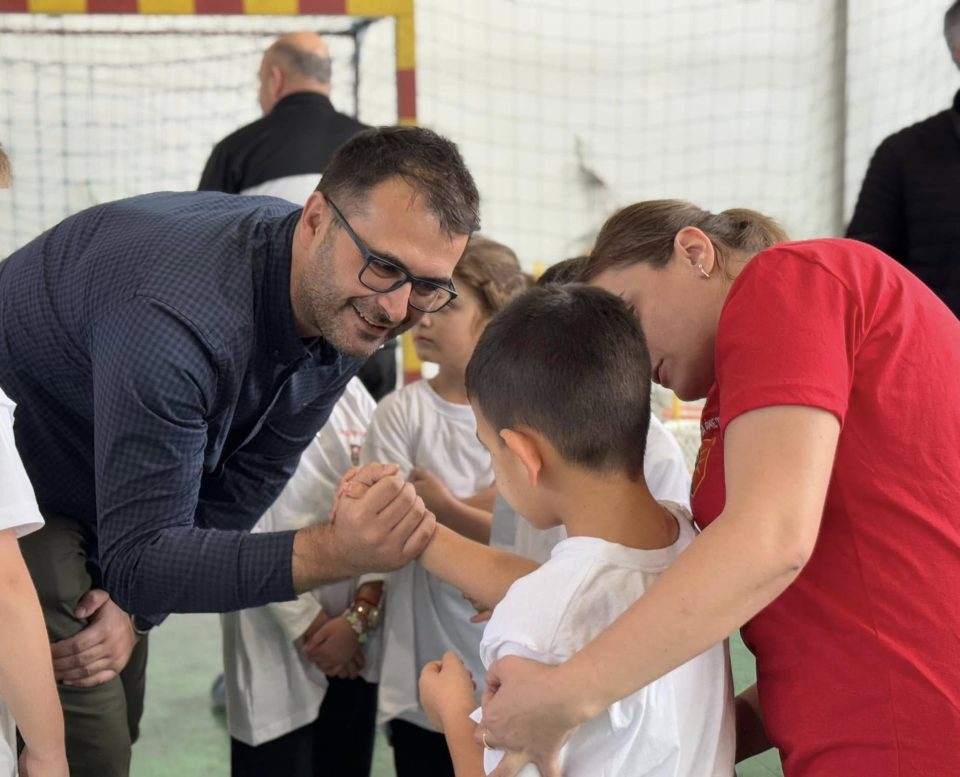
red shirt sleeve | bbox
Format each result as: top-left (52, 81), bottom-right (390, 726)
top-left (715, 243), bottom-right (860, 432)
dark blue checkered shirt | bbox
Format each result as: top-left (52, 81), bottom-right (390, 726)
top-left (0, 192), bottom-right (364, 623)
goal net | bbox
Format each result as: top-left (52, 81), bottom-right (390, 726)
top-left (0, 12), bottom-right (399, 255)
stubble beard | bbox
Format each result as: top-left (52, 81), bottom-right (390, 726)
top-left (296, 228), bottom-right (413, 357)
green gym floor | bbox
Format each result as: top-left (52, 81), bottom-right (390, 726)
top-left (131, 614), bottom-right (783, 777)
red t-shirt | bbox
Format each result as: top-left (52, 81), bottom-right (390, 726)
top-left (691, 239), bottom-right (960, 776)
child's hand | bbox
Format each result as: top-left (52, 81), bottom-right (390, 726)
top-left (410, 467), bottom-right (456, 518)
top-left (301, 615), bottom-right (363, 677)
top-left (419, 651), bottom-right (478, 731)
top-left (329, 462), bottom-right (397, 523)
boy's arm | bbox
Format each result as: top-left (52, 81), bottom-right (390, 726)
top-left (442, 713), bottom-right (487, 777)
top-left (411, 467), bottom-right (494, 543)
top-left (0, 528), bottom-right (67, 773)
top-left (420, 524), bottom-right (539, 610)
top-left (420, 652), bottom-right (487, 777)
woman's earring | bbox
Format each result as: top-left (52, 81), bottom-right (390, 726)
top-left (697, 264), bottom-right (711, 279)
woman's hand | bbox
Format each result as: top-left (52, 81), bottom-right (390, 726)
top-left (476, 656), bottom-right (582, 777)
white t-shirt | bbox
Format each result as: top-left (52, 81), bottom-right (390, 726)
top-left (0, 388), bottom-right (45, 777)
top-left (476, 504), bottom-right (735, 777)
top-left (361, 379), bottom-right (493, 730)
top-left (221, 379), bottom-right (378, 746)
top-left (510, 413), bottom-right (692, 562)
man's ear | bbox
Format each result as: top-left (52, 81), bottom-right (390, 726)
top-left (269, 64), bottom-right (285, 99)
top-left (500, 428), bottom-right (543, 486)
top-left (298, 191), bottom-right (329, 245)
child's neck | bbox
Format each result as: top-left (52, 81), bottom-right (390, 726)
top-left (550, 471), bottom-right (678, 550)
top-left (428, 366), bottom-right (468, 405)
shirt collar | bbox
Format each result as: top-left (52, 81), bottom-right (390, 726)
top-left (272, 92), bottom-right (335, 115)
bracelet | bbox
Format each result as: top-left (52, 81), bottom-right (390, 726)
top-left (343, 608), bottom-right (368, 644)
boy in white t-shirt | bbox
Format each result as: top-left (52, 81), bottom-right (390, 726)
top-left (0, 387), bottom-right (67, 777)
top-left (414, 285), bottom-right (735, 776)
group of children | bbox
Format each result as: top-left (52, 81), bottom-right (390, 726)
top-left (220, 233), bottom-right (735, 776)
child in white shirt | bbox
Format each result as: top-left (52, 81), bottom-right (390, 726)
top-left (220, 378), bottom-right (383, 777)
top-left (0, 386), bottom-right (67, 777)
top-left (361, 235), bottom-right (529, 777)
top-left (416, 285), bottom-right (735, 777)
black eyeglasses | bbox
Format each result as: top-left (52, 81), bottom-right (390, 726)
top-left (326, 198), bottom-right (458, 313)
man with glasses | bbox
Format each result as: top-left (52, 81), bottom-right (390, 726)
top-left (0, 125), bottom-right (479, 777)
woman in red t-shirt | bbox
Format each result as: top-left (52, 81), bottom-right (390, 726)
top-left (475, 200), bottom-right (960, 777)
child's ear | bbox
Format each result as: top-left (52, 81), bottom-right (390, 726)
top-left (500, 428), bottom-right (543, 486)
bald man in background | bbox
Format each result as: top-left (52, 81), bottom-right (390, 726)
top-left (199, 32), bottom-right (367, 202)
top-left (200, 32), bottom-right (399, 400)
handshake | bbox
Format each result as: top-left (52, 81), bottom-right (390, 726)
top-left (317, 462), bottom-right (437, 580)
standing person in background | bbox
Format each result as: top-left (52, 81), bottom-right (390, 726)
top-left (847, 1), bottom-right (960, 317)
top-left (198, 31), bottom-right (365, 202)
top-left (199, 32), bottom-right (397, 398)
top-left (0, 143), bottom-right (67, 777)
top-left (475, 200), bottom-right (960, 777)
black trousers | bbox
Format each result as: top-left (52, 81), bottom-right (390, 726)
top-left (230, 676), bottom-right (378, 777)
top-left (388, 718), bottom-right (456, 777)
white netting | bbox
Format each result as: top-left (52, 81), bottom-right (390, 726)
top-left (0, 13), bottom-right (398, 255)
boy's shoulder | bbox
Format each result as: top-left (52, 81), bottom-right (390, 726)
top-left (482, 514), bottom-right (697, 666)
top-left (481, 543), bottom-right (598, 666)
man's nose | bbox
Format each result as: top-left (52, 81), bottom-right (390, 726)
top-left (377, 283), bottom-right (413, 323)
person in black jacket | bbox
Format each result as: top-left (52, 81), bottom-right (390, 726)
top-left (199, 32), bottom-right (399, 398)
top-left (846, 2), bottom-right (960, 318)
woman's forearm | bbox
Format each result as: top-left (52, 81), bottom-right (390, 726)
top-left (0, 539), bottom-right (65, 759)
top-left (556, 406), bottom-right (837, 722)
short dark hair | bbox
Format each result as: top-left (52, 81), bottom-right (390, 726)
top-left (536, 255), bottom-right (588, 286)
top-left (318, 126), bottom-right (480, 237)
top-left (466, 284), bottom-right (652, 478)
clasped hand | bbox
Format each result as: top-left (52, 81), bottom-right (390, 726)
top-left (300, 610), bottom-right (364, 679)
top-left (50, 588), bottom-right (139, 688)
top-left (328, 462), bottom-right (437, 575)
